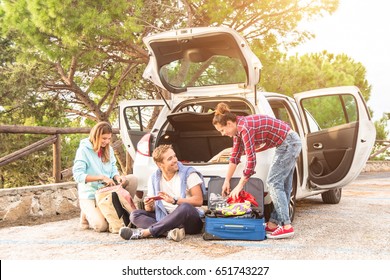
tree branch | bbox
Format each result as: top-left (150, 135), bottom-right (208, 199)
top-left (68, 56), bottom-right (78, 81)
top-left (64, 108), bottom-right (99, 122)
top-left (106, 63), bottom-right (137, 117)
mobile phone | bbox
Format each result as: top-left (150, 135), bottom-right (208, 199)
top-left (146, 195), bottom-right (163, 201)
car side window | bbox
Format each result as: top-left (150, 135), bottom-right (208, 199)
top-left (124, 105), bottom-right (163, 131)
top-left (269, 99), bottom-right (300, 132)
top-left (271, 106), bottom-right (292, 127)
top-left (300, 94), bottom-right (358, 132)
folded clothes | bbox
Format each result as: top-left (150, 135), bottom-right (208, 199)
top-left (215, 200), bottom-right (252, 216)
top-left (209, 192), bottom-right (229, 210)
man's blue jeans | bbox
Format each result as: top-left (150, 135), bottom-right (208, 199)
top-left (268, 131), bottom-right (302, 226)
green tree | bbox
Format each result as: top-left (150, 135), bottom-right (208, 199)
top-left (262, 51), bottom-right (371, 99)
top-left (185, 0), bottom-right (338, 46)
top-left (0, 0), bottom-right (340, 122)
top-left (0, 0), bottom-right (149, 174)
top-left (0, 0), bottom-right (340, 187)
top-left (371, 114), bottom-right (389, 161)
top-left (260, 51), bottom-right (373, 130)
top-left (374, 113), bottom-right (389, 141)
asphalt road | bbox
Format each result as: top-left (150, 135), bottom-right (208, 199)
top-left (0, 172), bottom-right (389, 261)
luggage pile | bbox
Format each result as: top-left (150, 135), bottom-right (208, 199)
top-left (203, 177), bottom-right (266, 241)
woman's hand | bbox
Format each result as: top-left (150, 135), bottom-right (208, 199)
top-left (100, 176), bottom-right (116, 186)
top-left (229, 185), bottom-right (243, 199)
top-left (222, 180), bottom-right (231, 197)
top-left (228, 177), bottom-right (247, 199)
top-left (114, 175), bottom-right (127, 186)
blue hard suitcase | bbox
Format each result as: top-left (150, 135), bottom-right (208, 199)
top-left (203, 177), bottom-right (266, 241)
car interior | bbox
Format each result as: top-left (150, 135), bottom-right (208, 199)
top-left (156, 99), bottom-right (253, 163)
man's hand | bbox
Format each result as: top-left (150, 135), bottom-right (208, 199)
top-left (157, 191), bottom-right (174, 204)
top-left (144, 196), bottom-right (155, 212)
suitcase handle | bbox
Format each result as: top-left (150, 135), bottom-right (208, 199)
top-left (217, 224), bottom-right (255, 231)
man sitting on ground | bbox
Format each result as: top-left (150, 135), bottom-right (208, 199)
top-left (119, 144), bottom-right (205, 242)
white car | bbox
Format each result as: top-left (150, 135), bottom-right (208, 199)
top-left (119, 27), bottom-right (376, 220)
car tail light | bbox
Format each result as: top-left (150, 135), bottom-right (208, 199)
top-left (137, 133), bottom-right (151, 157)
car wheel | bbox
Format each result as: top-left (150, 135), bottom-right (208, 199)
top-left (321, 188), bottom-right (342, 204)
top-left (264, 203), bottom-right (272, 222)
top-left (289, 172), bottom-right (297, 222)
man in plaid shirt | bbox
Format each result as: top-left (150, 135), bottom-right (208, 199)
top-left (213, 103), bottom-right (302, 239)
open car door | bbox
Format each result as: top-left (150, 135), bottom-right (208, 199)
top-left (119, 100), bottom-right (166, 160)
top-left (294, 86), bottom-right (375, 189)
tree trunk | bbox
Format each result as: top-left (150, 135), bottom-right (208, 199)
top-left (111, 135), bottom-right (129, 175)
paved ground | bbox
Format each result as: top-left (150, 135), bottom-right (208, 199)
top-left (0, 172), bottom-right (389, 261)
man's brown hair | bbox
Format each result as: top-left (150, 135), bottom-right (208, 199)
top-left (152, 144), bottom-right (173, 163)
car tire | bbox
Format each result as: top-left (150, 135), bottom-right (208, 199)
top-left (289, 173), bottom-right (298, 222)
top-left (264, 203), bottom-right (272, 222)
top-left (321, 188), bottom-right (342, 204)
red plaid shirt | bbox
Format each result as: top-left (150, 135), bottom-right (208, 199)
top-left (230, 115), bottom-right (291, 179)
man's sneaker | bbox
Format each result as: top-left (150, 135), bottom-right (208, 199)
top-left (265, 224), bottom-right (277, 234)
top-left (119, 227), bottom-right (144, 240)
top-left (167, 228), bottom-right (185, 242)
top-left (266, 226), bottom-right (294, 239)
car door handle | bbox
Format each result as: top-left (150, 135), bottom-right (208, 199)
top-left (313, 143), bottom-right (323, 149)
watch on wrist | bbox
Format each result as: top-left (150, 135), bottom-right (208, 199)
top-left (172, 197), bottom-right (178, 205)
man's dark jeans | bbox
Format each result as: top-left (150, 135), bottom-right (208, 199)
top-left (130, 203), bottom-right (203, 237)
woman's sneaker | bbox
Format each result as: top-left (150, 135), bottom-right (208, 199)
top-left (265, 224), bottom-right (277, 234)
top-left (167, 228), bottom-right (185, 242)
top-left (266, 226), bottom-right (294, 239)
top-left (119, 227), bottom-right (144, 240)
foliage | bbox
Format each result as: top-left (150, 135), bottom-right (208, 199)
top-left (0, 0), bottom-right (340, 124)
top-left (186, 0), bottom-right (338, 46)
top-left (2, 0), bottom-right (361, 188)
top-left (374, 114), bottom-right (389, 141)
top-left (0, 0), bottom-right (149, 123)
top-left (299, 94), bottom-right (358, 129)
top-left (0, 132), bottom-right (86, 188)
top-left (261, 51), bottom-right (371, 101)
top-left (0, 134), bottom-right (52, 187)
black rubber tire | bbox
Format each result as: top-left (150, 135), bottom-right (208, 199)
top-left (321, 188), bottom-right (342, 204)
top-left (289, 173), bottom-right (297, 222)
top-left (264, 203), bottom-right (272, 222)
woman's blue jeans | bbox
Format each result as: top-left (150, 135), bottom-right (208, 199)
top-left (268, 131), bottom-right (302, 226)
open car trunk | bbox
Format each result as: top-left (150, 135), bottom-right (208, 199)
top-left (155, 103), bottom-right (251, 164)
top-left (157, 111), bottom-right (232, 163)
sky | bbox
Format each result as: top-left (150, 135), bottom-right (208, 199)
top-left (289, 0), bottom-right (389, 122)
